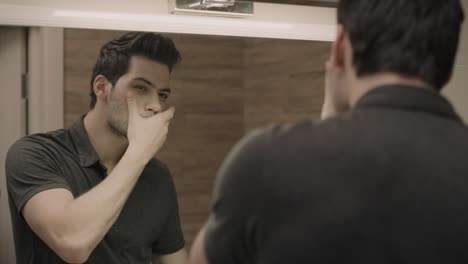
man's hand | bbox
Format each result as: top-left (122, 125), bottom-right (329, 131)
top-left (126, 92), bottom-right (175, 162)
top-left (189, 228), bottom-right (208, 264)
top-left (321, 58), bottom-right (339, 119)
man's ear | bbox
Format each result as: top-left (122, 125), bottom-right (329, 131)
top-left (92, 75), bottom-right (112, 103)
top-left (332, 25), bottom-right (347, 69)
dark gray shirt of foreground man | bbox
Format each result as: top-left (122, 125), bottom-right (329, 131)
top-left (188, 0), bottom-right (468, 264)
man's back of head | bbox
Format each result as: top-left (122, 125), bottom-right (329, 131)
top-left (324, 0), bottom-right (465, 115)
top-left (339, 0), bottom-right (465, 90)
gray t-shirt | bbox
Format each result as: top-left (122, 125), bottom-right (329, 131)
top-left (6, 116), bottom-right (184, 264)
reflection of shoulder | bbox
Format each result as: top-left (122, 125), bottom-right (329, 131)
top-left (144, 159), bottom-right (172, 182)
top-left (140, 159), bottom-right (178, 200)
top-left (6, 130), bottom-right (72, 167)
top-left (8, 129), bottom-right (68, 161)
top-left (6, 130), bottom-right (70, 178)
top-left (22, 127), bottom-right (69, 147)
top-left (146, 158), bottom-right (169, 172)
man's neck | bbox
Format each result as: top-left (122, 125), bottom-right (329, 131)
top-left (83, 110), bottom-right (128, 170)
top-left (349, 73), bottom-right (433, 107)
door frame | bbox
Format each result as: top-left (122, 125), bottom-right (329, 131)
top-left (28, 27), bottom-right (64, 133)
top-left (0, 26), bottom-right (64, 263)
top-left (0, 26), bottom-right (27, 264)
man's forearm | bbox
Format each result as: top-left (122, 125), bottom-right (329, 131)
top-left (321, 95), bottom-right (338, 120)
top-left (189, 228), bottom-right (208, 264)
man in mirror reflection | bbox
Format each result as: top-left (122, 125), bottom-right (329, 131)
top-left (6, 32), bottom-right (188, 264)
top-left (190, 0), bottom-right (468, 263)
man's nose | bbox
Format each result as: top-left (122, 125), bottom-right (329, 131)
top-left (144, 94), bottom-right (162, 115)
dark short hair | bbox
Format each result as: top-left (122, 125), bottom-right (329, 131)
top-left (338, 0), bottom-right (465, 90)
top-left (89, 32), bottom-right (181, 108)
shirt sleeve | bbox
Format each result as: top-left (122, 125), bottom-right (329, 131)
top-left (5, 137), bottom-right (71, 216)
top-left (204, 127), bottom-right (270, 264)
top-left (152, 165), bottom-right (185, 255)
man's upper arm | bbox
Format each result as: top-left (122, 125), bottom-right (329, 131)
top-left (6, 138), bottom-right (72, 216)
top-left (188, 228), bottom-right (208, 264)
top-left (203, 128), bottom-right (269, 264)
top-left (22, 188), bottom-right (75, 249)
top-left (6, 139), bottom-right (73, 247)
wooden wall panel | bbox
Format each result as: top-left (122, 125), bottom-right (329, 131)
top-left (64, 29), bottom-right (327, 247)
top-left (159, 34), bottom-right (245, 245)
top-left (64, 30), bottom-right (124, 125)
top-left (244, 38), bottom-right (329, 132)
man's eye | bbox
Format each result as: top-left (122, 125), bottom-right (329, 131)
top-left (134, 85), bottom-right (147, 91)
top-left (159, 93), bottom-right (169, 100)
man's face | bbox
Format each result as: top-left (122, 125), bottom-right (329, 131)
top-left (106, 56), bottom-right (171, 137)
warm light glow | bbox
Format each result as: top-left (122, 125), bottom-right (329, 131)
top-left (0, 3), bottom-right (336, 41)
top-left (53, 10), bottom-right (294, 30)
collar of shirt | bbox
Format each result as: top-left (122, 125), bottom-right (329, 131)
top-left (354, 84), bottom-right (461, 121)
top-left (69, 114), bottom-right (102, 168)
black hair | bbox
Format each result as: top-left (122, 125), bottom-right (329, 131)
top-left (338, 0), bottom-right (465, 90)
top-left (89, 32), bottom-right (181, 108)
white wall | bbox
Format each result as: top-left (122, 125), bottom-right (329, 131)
top-left (0, 0), bottom-right (336, 41)
top-left (0, 0), bottom-right (335, 23)
top-left (443, 0), bottom-right (468, 122)
top-left (0, 26), bottom-right (63, 264)
top-left (0, 27), bottom-right (26, 264)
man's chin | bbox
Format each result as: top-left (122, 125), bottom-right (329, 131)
top-left (108, 123), bottom-right (128, 138)
top-left (116, 129), bottom-right (127, 138)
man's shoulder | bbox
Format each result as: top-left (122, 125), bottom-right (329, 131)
top-left (262, 117), bottom-right (350, 146)
top-left (142, 159), bottom-right (173, 183)
top-left (255, 116), bottom-right (365, 162)
top-left (223, 120), bottom-right (336, 170)
top-left (146, 158), bottom-right (169, 172)
top-left (9, 128), bottom-right (67, 151)
top-left (6, 128), bottom-right (74, 167)
top-left (136, 159), bottom-right (178, 201)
